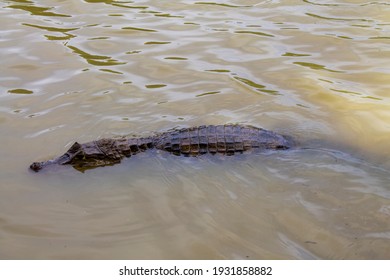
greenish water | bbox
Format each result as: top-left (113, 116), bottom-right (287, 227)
top-left (0, 0), bottom-right (389, 259)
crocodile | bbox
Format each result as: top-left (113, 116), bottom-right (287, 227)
top-left (30, 124), bottom-right (293, 172)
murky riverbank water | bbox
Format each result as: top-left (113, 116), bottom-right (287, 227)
top-left (1, 0), bottom-right (389, 259)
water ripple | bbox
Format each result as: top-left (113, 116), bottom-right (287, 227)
top-left (1, 0), bottom-right (390, 259)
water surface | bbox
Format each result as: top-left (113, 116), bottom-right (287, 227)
top-left (1, 0), bottom-right (389, 259)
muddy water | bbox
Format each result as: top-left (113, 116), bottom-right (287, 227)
top-left (1, 0), bottom-right (389, 259)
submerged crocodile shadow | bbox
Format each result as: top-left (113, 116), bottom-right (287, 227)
top-left (30, 124), bottom-right (294, 173)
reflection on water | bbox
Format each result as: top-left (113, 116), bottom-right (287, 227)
top-left (67, 45), bottom-right (127, 66)
top-left (7, 2), bottom-right (71, 17)
top-left (1, 0), bottom-right (389, 259)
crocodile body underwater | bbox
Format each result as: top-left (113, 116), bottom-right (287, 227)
top-left (30, 124), bottom-right (293, 172)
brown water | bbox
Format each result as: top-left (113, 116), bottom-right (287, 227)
top-left (1, 0), bottom-right (389, 259)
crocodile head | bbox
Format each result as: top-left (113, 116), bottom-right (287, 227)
top-left (30, 142), bottom-right (82, 172)
top-left (30, 141), bottom-right (120, 172)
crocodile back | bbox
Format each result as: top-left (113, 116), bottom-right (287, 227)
top-left (154, 124), bottom-right (291, 156)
